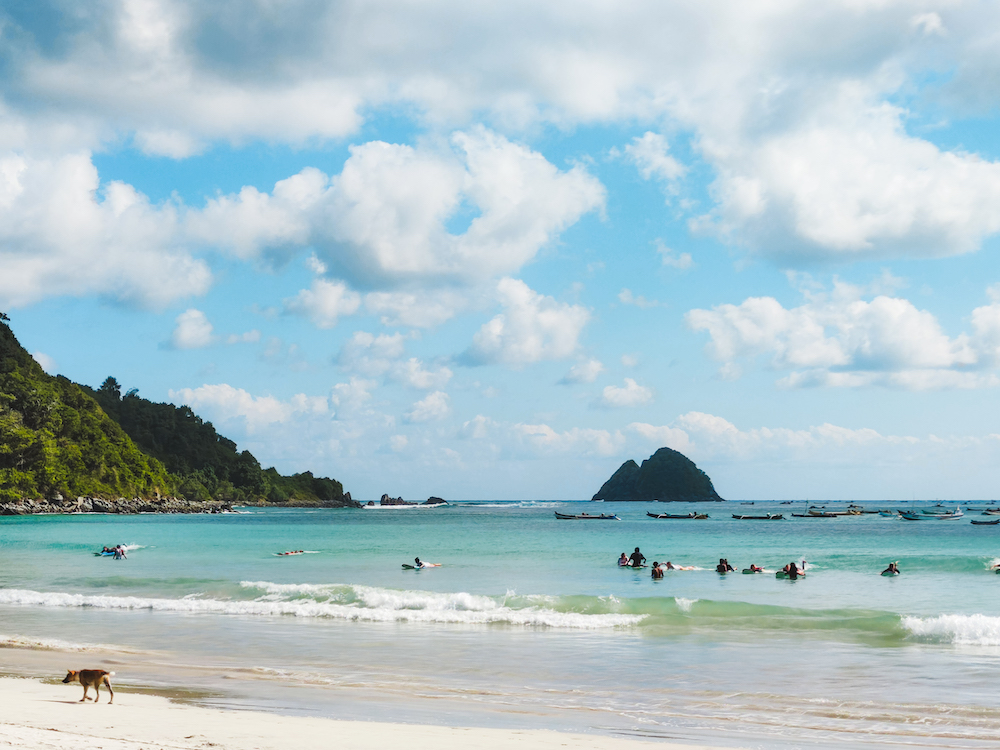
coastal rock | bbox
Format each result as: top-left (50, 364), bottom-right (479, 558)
top-left (592, 446), bottom-right (723, 502)
top-left (423, 496), bottom-right (446, 505)
top-left (0, 495), bottom-right (233, 516)
top-left (379, 494), bottom-right (415, 506)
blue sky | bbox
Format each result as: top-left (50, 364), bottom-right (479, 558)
top-left (4, 1), bottom-right (1000, 501)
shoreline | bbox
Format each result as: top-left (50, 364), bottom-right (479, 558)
top-left (0, 676), bottom-right (728, 750)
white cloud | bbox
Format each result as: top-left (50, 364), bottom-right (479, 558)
top-left (405, 391), bottom-right (451, 423)
top-left (656, 240), bottom-right (693, 270)
top-left (513, 423), bottom-right (625, 457)
top-left (190, 128), bottom-right (604, 287)
top-left (393, 358), bottom-right (453, 390)
top-left (336, 331), bottom-right (408, 376)
top-left (623, 132), bottom-right (685, 192)
top-left (389, 434), bottom-right (409, 452)
top-left (459, 414), bottom-right (497, 440)
top-left (0, 153), bottom-right (210, 310)
top-left (559, 358), bottom-right (604, 385)
top-left (599, 378), bottom-right (654, 408)
top-left (31, 351), bottom-right (56, 373)
top-left (336, 331), bottom-right (451, 389)
top-left (170, 308), bottom-right (214, 349)
top-left (686, 278), bottom-right (1000, 389)
top-left (621, 354), bottom-right (639, 368)
top-left (364, 289), bottom-right (469, 328)
top-left (226, 330), bottom-right (261, 344)
top-left (283, 278), bottom-right (362, 329)
top-left (618, 288), bottom-right (659, 309)
top-left (169, 383), bottom-right (328, 433)
top-left (466, 278), bottom-right (590, 366)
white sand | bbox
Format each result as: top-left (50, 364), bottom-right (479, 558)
top-left (0, 677), bottom-right (734, 750)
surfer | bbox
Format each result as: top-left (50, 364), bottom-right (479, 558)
top-left (618, 553), bottom-right (629, 567)
top-left (747, 564), bottom-right (763, 573)
top-left (629, 547), bottom-right (646, 568)
top-left (716, 558), bottom-right (735, 573)
top-left (414, 557), bottom-right (425, 568)
top-left (651, 562), bottom-right (664, 579)
top-left (881, 561), bottom-right (900, 575)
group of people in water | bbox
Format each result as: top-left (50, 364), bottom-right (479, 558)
top-left (100, 545), bottom-right (128, 560)
top-left (618, 551), bottom-right (905, 579)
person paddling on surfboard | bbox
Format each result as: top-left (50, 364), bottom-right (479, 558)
top-left (651, 562), bottom-right (664, 579)
top-left (881, 561), bottom-right (900, 575)
top-left (618, 553), bottom-right (629, 567)
top-left (629, 547), bottom-right (646, 568)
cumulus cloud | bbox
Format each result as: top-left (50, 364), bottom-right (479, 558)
top-left (336, 331), bottom-right (452, 390)
top-left (656, 240), bottom-right (693, 270)
top-left (618, 288), bottom-right (658, 309)
top-left (227, 330), bottom-right (261, 344)
top-left (169, 384), bottom-right (328, 433)
top-left (283, 278), bottom-right (362, 329)
top-left (405, 391), bottom-right (451, 422)
top-left (0, 153), bottom-right (210, 309)
top-left (169, 308), bottom-right (214, 349)
top-left (559, 358), bottom-right (605, 384)
top-left (622, 132), bottom-right (685, 193)
top-left (466, 278), bottom-right (590, 366)
top-left (189, 128), bottom-right (604, 287)
top-left (598, 378), bottom-right (654, 408)
top-left (513, 423), bottom-right (625, 457)
top-left (686, 278), bottom-right (1000, 389)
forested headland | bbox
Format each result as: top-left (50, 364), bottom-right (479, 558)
top-left (0, 315), bottom-right (355, 513)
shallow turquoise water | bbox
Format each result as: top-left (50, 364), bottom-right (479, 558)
top-left (3, 501), bottom-right (1000, 748)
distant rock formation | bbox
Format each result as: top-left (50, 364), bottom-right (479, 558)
top-left (592, 447), bottom-right (723, 502)
top-left (379, 494), bottom-right (415, 506)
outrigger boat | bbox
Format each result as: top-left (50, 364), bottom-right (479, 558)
top-left (646, 511), bottom-right (709, 519)
top-left (971, 518), bottom-right (1000, 525)
top-left (732, 513), bottom-right (784, 520)
top-left (792, 512), bottom-right (836, 518)
top-left (900, 508), bottom-right (963, 520)
top-left (554, 511), bottom-right (621, 520)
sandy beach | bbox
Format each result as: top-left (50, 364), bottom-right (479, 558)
top-left (0, 677), bottom-right (730, 750)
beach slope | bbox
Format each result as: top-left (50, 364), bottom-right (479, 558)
top-left (0, 677), bottom-right (728, 750)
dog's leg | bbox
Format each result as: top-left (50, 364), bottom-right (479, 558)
top-left (104, 676), bottom-right (114, 704)
top-left (93, 683), bottom-right (100, 703)
top-left (80, 684), bottom-right (88, 702)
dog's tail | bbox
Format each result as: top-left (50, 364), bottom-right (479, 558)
top-left (107, 672), bottom-right (116, 677)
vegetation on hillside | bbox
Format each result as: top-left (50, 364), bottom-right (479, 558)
top-left (0, 314), bottom-right (353, 507)
top-left (86, 378), bottom-right (351, 507)
top-left (0, 316), bottom-right (175, 503)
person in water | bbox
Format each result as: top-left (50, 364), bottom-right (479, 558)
top-left (629, 547), bottom-right (646, 568)
top-left (882, 561), bottom-right (900, 575)
top-left (618, 553), bottom-right (629, 567)
top-left (414, 557), bottom-right (425, 568)
top-left (748, 563), bottom-right (763, 573)
top-left (651, 562), bottom-right (664, 579)
top-left (787, 562), bottom-right (800, 580)
top-left (716, 558), bottom-right (735, 573)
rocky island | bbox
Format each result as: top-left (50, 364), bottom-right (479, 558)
top-left (592, 446), bottom-right (723, 502)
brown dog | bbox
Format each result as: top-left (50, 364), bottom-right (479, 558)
top-left (62, 669), bottom-right (115, 703)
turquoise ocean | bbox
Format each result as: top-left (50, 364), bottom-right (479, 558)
top-left (4, 501), bottom-right (1000, 749)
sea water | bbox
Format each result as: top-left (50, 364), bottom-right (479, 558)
top-left (3, 501), bottom-right (1000, 749)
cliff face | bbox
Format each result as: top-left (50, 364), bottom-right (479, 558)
top-left (592, 447), bottom-right (723, 502)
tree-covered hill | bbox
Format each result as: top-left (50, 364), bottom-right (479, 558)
top-left (0, 314), bottom-right (355, 508)
top-left (86, 379), bottom-right (354, 507)
top-left (0, 315), bottom-right (175, 503)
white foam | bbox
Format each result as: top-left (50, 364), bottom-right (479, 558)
top-left (0, 586), bottom-right (644, 630)
top-left (902, 614), bottom-right (1000, 646)
top-left (675, 598), bottom-right (698, 613)
top-left (0, 633), bottom-right (146, 654)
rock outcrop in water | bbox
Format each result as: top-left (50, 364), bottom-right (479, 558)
top-left (592, 447), bottom-right (723, 502)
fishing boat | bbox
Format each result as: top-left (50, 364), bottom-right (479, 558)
top-left (792, 512), bottom-right (836, 518)
top-left (646, 511), bottom-right (709, 519)
top-left (971, 518), bottom-right (1000, 525)
top-left (900, 509), bottom-right (963, 520)
top-left (732, 513), bottom-right (784, 520)
top-left (554, 511), bottom-right (621, 520)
